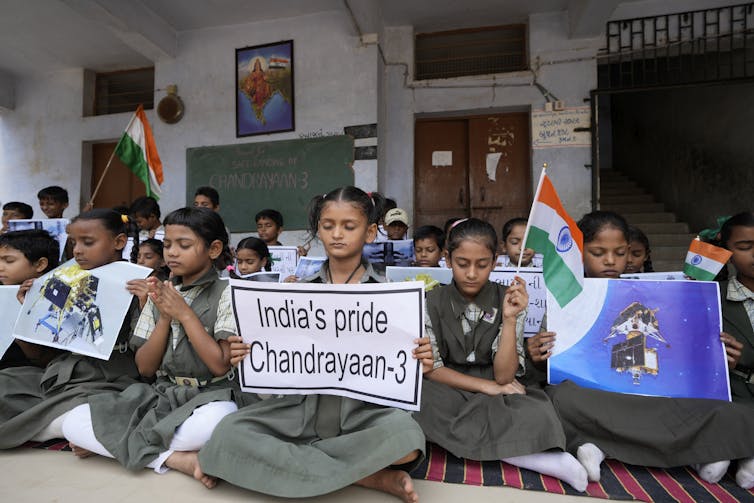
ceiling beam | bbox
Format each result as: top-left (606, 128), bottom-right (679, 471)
top-left (0, 69), bottom-right (14, 111)
top-left (60, 0), bottom-right (177, 61)
top-left (569, 0), bottom-right (621, 39)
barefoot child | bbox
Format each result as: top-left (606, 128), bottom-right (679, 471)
top-left (197, 186), bottom-right (426, 501)
top-left (63, 208), bottom-right (239, 486)
top-left (0, 230), bottom-right (60, 368)
top-left (414, 218), bottom-right (587, 491)
top-left (0, 209), bottom-right (142, 448)
top-left (533, 211), bottom-right (754, 487)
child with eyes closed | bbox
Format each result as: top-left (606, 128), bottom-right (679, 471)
top-left (527, 211), bottom-right (754, 488)
top-left (413, 218), bottom-right (588, 491)
top-left (62, 208), bottom-right (239, 488)
top-left (194, 186), bottom-right (426, 502)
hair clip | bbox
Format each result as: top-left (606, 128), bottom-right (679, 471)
top-left (449, 218), bottom-right (469, 230)
top-left (121, 214), bottom-right (129, 224)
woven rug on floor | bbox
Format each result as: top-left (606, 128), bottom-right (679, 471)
top-left (25, 439), bottom-right (754, 501)
top-left (408, 443), bottom-right (754, 503)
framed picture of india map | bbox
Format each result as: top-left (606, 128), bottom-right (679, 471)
top-left (236, 40), bottom-right (295, 137)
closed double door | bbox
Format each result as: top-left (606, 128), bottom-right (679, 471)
top-left (414, 112), bottom-right (531, 235)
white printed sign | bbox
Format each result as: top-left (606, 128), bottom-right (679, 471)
top-left (531, 107), bottom-right (590, 148)
top-left (231, 280), bottom-right (424, 410)
top-left (13, 260), bottom-right (151, 359)
top-left (268, 246), bottom-right (299, 279)
top-left (488, 267), bottom-right (545, 337)
top-left (0, 286), bottom-right (21, 359)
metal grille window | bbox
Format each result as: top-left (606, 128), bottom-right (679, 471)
top-left (415, 25), bottom-right (527, 80)
top-left (94, 67), bottom-right (154, 116)
top-left (598, 3), bottom-right (754, 90)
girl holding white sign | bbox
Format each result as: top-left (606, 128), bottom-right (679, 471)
top-left (0, 209), bottom-right (142, 448)
top-left (414, 218), bottom-right (589, 491)
top-left (541, 211), bottom-right (754, 488)
top-left (62, 207), bottom-right (239, 488)
top-left (196, 186), bottom-right (426, 502)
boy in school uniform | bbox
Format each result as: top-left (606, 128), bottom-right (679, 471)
top-left (0, 229), bottom-right (60, 368)
top-left (413, 225), bottom-right (444, 268)
top-left (193, 186), bottom-right (220, 212)
top-left (129, 196), bottom-right (164, 240)
top-left (37, 186), bottom-right (69, 219)
top-left (384, 208), bottom-right (410, 240)
top-left (1, 202), bottom-right (33, 233)
top-left (255, 209), bottom-right (284, 246)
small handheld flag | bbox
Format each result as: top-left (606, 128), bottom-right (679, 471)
top-left (683, 238), bottom-right (732, 281)
top-left (520, 166), bottom-right (584, 307)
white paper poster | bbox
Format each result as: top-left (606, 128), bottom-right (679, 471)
top-left (0, 286), bottom-right (22, 359)
top-left (488, 267), bottom-right (546, 337)
top-left (268, 246), bottom-right (299, 279)
top-left (294, 256), bottom-right (327, 280)
top-left (231, 280), bottom-right (424, 410)
top-left (13, 260), bottom-right (151, 360)
top-left (386, 266), bottom-right (452, 292)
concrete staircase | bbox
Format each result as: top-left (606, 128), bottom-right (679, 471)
top-left (599, 170), bottom-right (694, 272)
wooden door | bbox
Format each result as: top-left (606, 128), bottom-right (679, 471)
top-left (414, 112), bottom-right (531, 238)
top-left (468, 113), bottom-right (531, 234)
top-left (414, 120), bottom-right (469, 229)
top-left (91, 142), bottom-right (146, 209)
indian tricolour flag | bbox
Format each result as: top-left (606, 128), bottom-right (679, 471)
top-left (114, 105), bottom-right (164, 200)
top-left (683, 239), bottom-right (732, 281)
top-left (522, 170), bottom-right (584, 307)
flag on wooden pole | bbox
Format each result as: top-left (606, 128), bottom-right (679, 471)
top-left (114, 105), bottom-right (164, 200)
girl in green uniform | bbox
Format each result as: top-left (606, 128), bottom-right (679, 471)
top-left (0, 209), bottom-right (141, 448)
top-left (414, 218), bottom-right (588, 491)
top-left (62, 208), bottom-right (239, 488)
top-left (194, 187), bottom-right (426, 502)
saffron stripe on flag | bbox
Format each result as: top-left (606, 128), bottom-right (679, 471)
top-left (689, 239), bottom-right (733, 264)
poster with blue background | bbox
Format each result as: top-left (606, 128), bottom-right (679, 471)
top-left (548, 278), bottom-right (730, 401)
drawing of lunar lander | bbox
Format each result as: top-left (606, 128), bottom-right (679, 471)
top-left (27, 264), bottom-right (103, 346)
top-left (604, 302), bottom-right (669, 385)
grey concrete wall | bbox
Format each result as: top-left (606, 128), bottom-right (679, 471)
top-left (611, 81), bottom-right (754, 232)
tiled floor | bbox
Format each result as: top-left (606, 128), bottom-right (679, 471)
top-left (0, 448), bottom-right (593, 502)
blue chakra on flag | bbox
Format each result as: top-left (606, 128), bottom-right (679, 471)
top-left (690, 254), bottom-right (702, 266)
top-left (556, 226), bottom-right (573, 253)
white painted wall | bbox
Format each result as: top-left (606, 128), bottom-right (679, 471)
top-left (0, 10), bottom-right (377, 253)
top-left (379, 11), bottom-right (601, 221)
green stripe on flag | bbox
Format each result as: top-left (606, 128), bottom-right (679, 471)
top-left (114, 134), bottom-right (157, 200)
top-left (683, 263), bottom-right (716, 281)
top-left (527, 226), bottom-right (582, 307)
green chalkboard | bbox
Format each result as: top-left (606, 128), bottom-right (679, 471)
top-left (186, 135), bottom-right (354, 231)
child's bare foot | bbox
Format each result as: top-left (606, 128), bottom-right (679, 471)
top-left (356, 469), bottom-right (418, 503)
top-left (164, 451), bottom-right (217, 489)
top-left (68, 443), bottom-right (94, 459)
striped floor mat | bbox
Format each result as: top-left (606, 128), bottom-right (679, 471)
top-left (408, 443), bottom-right (754, 502)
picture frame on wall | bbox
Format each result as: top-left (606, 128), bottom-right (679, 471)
top-left (235, 40), bottom-right (295, 137)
